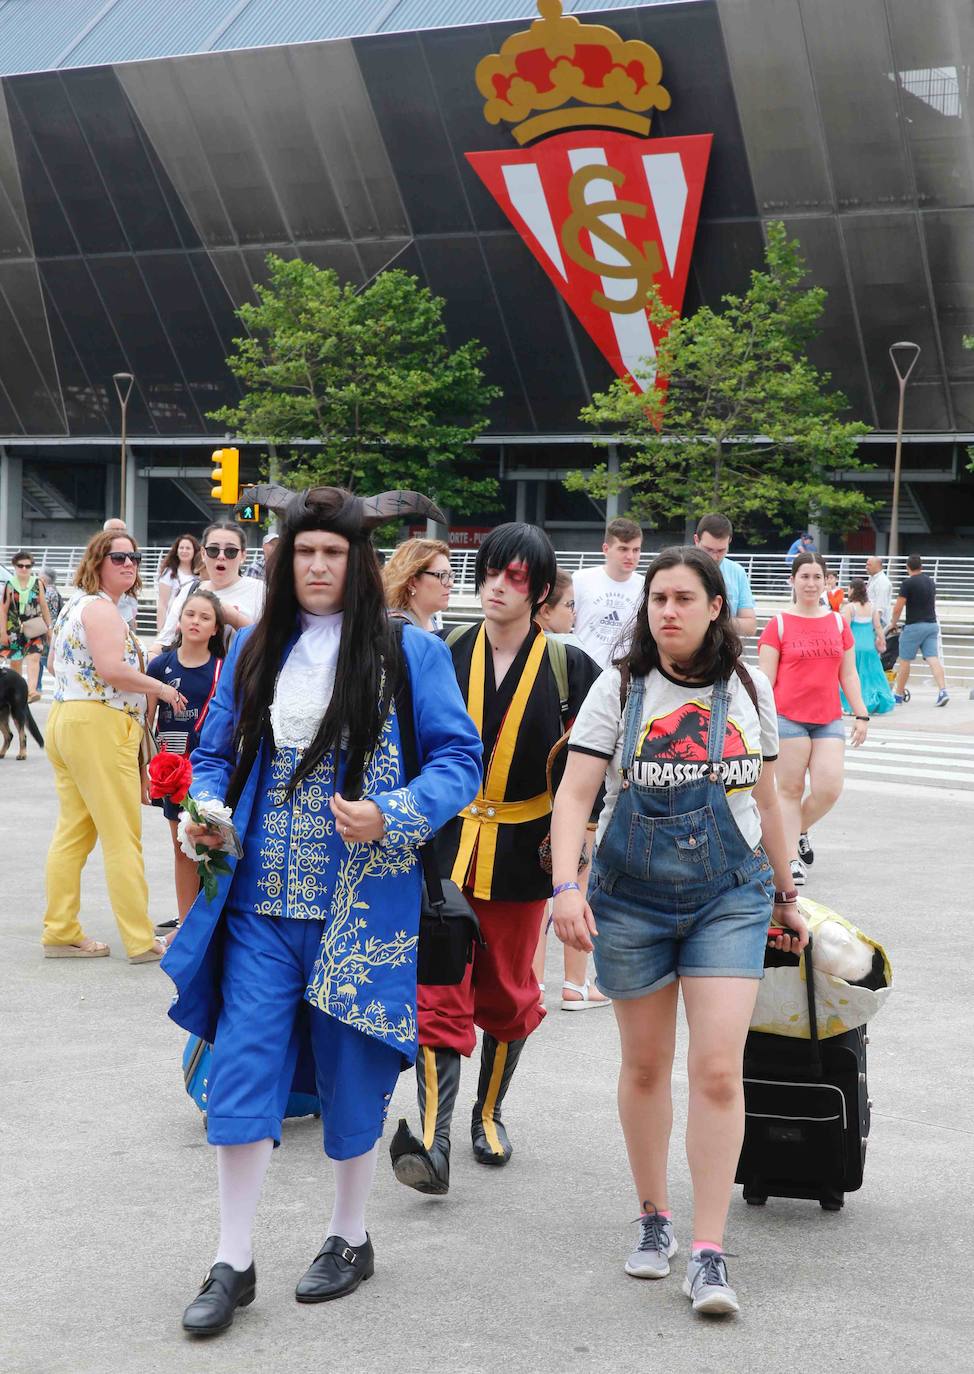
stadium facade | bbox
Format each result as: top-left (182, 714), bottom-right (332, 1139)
top-left (0, 0), bottom-right (971, 552)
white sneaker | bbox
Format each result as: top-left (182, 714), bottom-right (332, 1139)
top-left (682, 1250), bottom-right (739, 1315)
top-left (625, 1205), bottom-right (678, 1279)
top-left (790, 858), bottom-right (807, 887)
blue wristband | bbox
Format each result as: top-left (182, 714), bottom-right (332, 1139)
top-left (552, 881), bottom-right (581, 898)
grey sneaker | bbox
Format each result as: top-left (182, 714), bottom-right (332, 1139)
top-left (625, 1204), bottom-right (677, 1279)
top-left (797, 831), bottom-right (814, 865)
top-left (682, 1250), bottom-right (739, 1315)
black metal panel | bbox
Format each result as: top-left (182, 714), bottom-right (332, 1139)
top-left (841, 212), bottom-right (949, 431)
top-left (8, 71), bottom-right (128, 256)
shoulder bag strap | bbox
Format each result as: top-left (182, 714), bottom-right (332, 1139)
top-left (392, 622), bottom-right (445, 904)
top-left (733, 660), bottom-right (759, 712)
top-left (546, 636), bottom-right (569, 718)
top-left (188, 656), bottom-right (224, 752)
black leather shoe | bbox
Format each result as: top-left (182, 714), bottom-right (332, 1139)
top-left (389, 1118), bottom-right (450, 1195)
top-left (181, 1261), bottom-right (256, 1337)
top-left (295, 1235), bottom-right (374, 1303)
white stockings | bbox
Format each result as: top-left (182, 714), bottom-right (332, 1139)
top-left (327, 1143), bottom-right (379, 1247)
top-left (215, 1139), bottom-right (274, 1271)
top-left (213, 1138), bottom-right (379, 1269)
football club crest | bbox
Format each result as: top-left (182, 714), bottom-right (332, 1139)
top-left (466, 0), bottom-right (712, 393)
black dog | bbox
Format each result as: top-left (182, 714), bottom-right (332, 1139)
top-left (0, 668), bottom-right (44, 760)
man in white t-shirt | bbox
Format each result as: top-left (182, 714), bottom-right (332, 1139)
top-left (693, 513), bottom-right (756, 637)
top-left (572, 517), bottom-right (644, 669)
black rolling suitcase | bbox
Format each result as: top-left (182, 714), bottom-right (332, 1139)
top-left (735, 933), bottom-right (871, 1212)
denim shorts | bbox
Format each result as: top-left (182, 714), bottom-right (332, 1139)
top-left (777, 715), bottom-right (846, 741)
top-left (898, 622), bottom-right (940, 661)
top-left (589, 856), bottom-right (774, 1000)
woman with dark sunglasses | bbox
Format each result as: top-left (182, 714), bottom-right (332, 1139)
top-left (42, 530), bottom-right (186, 963)
top-left (1, 549), bottom-right (51, 701)
top-left (155, 523), bottom-right (264, 652)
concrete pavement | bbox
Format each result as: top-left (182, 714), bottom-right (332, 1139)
top-left (3, 697), bottom-right (973, 1374)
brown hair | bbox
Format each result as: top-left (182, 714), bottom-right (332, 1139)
top-left (540, 568), bottom-right (573, 609)
top-left (848, 577), bottom-right (869, 605)
top-left (73, 530), bottom-right (142, 596)
top-left (160, 533), bottom-right (202, 579)
top-left (790, 551), bottom-right (827, 579)
top-left (625, 546), bottom-right (742, 681)
top-left (695, 513), bottom-right (733, 540)
top-left (174, 589), bottom-right (228, 659)
top-left (605, 517), bottom-right (642, 545)
top-left (382, 538), bottom-right (451, 611)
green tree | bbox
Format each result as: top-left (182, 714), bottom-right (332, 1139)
top-left (209, 255), bottom-right (501, 514)
top-left (568, 222), bottom-right (874, 535)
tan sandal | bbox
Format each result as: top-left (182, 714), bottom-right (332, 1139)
top-left (43, 938), bottom-right (110, 959)
top-left (129, 937), bottom-right (168, 965)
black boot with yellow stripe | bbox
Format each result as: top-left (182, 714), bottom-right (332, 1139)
top-left (389, 1046), bottom-right (460, 1196)
top-left (471, 1034), bottom-right (527, 1167)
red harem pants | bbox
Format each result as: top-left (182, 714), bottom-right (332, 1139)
top-left (417, 894), bottom-right (548, 1056)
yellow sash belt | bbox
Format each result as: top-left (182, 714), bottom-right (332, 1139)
top-left (451, 625), bottom-right (551, 899)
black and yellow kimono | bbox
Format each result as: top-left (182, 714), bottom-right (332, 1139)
top-left (435, 622), bottom-right (601, 901)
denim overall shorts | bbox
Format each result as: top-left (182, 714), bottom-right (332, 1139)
top-left (589, 675), bottom-right (774, 1000)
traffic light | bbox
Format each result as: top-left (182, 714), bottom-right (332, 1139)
top-left (210, 447), bottom-right (239, 505)
top-left (237, 502), bottom-right (261, 523)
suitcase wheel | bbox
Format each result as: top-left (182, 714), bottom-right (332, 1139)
top-left (819, 1189), bottom-right (844, 1211)
top-left (743, 1186), bottom-right (767, 1206)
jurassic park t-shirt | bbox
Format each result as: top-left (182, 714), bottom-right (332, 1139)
top-left (568, 664), bottom-right (779, 850)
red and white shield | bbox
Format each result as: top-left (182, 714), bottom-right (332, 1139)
top-left (467, 130), bottom-right (712, 393)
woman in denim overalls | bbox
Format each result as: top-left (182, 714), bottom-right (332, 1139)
top-left (550, 548), bottom-right (807, 1317)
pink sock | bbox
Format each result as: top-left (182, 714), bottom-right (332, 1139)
top-left (692, 1239), bottom-right (722, 1256)
top-left (640, 1206), bottom-right (672, 1219)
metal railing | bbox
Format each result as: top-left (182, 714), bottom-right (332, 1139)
top-left (11, 546), bottom-right (973, 687)
top-left (6, 545), bottom-right (974, 604)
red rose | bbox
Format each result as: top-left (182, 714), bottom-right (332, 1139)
top-left (148, 748), bottom-right (194, 804)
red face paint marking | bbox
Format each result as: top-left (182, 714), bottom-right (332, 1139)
top-left (486, 560), bottom-right (530, 592)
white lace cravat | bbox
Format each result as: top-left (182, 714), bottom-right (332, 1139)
top-left (270, 611), bottom-right (343, 749)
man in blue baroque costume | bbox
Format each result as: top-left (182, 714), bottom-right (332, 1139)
top-left (161, 485), bottom-right (482, 1337)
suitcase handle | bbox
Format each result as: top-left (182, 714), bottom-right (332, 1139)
top-left (803, 933), bottom-right (822, 1079)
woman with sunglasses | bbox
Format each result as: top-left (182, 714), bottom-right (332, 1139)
top-left (155, 523), bottom-right (264, 651)
top-left (42, 530), bottom-right (186, 963)
top-left (382, 538), bottom-right (453, 631)
top-left (1, 549), bottom-right (51, 702)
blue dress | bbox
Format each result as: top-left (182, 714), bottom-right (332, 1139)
top-left (841, 618), bottom-right (895, 716)
top-left (161, 622), bottom-right (483, 1066)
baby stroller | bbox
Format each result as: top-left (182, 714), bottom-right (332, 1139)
top-left (880, 629), bottom-right (909, 700)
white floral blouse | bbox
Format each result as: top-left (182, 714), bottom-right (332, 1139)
top-left (51, 592), bottom-right (146, 717)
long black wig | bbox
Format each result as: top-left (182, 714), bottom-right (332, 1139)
top-left (224, 486), bottom-right (440, 807)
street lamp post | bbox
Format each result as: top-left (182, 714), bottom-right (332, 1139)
top-left (112, 372), bottom-right (134, 520)
top-left (887, 342), bottom-right (920, 560)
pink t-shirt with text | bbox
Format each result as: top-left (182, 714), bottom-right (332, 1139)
top-left (758, 611), bottom-right (854, 724)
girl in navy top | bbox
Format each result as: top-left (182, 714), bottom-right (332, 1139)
top-left (148, 591), bottom-right (227, 929)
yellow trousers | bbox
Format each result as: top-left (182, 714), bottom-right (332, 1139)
top-left (43, 701), bottom-right (155, 958)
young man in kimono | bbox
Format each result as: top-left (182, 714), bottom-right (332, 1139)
top-left (390, 523), bottom-right (601, 1195)
top-left (162, 486), bottom-right (482, 1337)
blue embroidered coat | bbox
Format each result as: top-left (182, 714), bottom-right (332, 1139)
top-left (161, 623), bottom-right (483, 1065)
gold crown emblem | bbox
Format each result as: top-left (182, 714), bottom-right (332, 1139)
top-left (475, 0), bottom-right (671, 146)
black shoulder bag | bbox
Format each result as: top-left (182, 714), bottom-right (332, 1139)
top-left (393, 627), bottom-right (485, 986)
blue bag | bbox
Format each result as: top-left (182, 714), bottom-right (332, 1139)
top-left (181, 1034), bottom-right (320, 1122)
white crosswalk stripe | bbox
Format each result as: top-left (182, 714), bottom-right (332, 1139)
top-left (843, 727), bottom-right (974, 791)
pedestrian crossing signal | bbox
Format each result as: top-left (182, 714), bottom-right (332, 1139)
top-left (238, 502), bottom-right (260, 523)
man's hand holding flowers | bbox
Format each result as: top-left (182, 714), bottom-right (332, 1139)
top-left (147, 748), bottom-right (234, 902)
